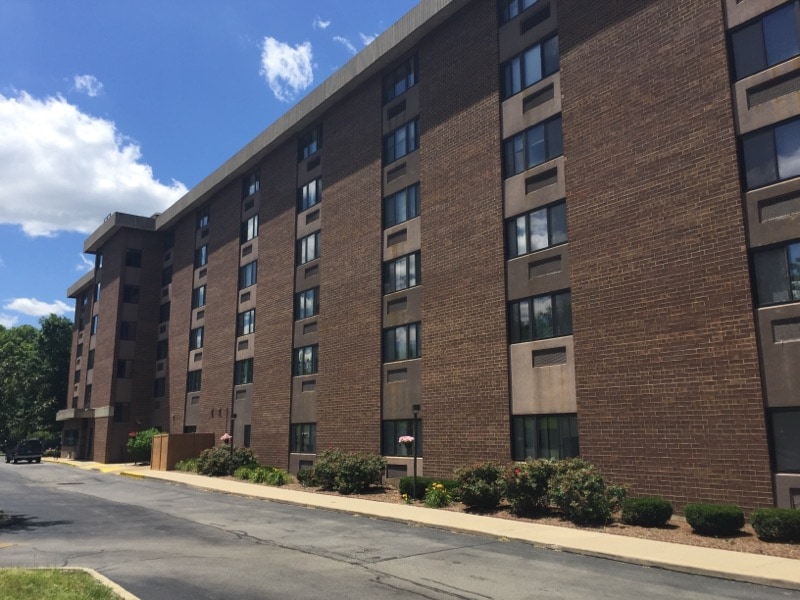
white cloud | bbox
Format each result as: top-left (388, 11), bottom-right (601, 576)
top-left (312, 16), bottom-right (330, 30)
top-left (73, 74), bottom-right (104, 97)
top-left (0, 314), bottom-right (17, 328)
top-left (75, 253), bottom-right (94, 272)
top-left (260, 37), bottom-right (314, 103)
top-left (359, 33), bottom-right (378, 46)
top-left (333, 36), bottom-right (357, 55)
top-left (3, 297), bottom-right (72, 317)
top-left (0, 91), bottom-right (187, 237)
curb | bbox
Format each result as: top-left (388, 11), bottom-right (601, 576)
top-left (70, 567), bottom-right (141, 600)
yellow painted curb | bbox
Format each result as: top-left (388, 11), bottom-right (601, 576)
top-left (119, 471), bottom-right (144, 479)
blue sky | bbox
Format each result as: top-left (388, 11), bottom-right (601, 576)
top-left (0, 0), bottom-right (418, 328)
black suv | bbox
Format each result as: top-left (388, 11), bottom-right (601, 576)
top-left (5, 439), bottom-right (43, 464)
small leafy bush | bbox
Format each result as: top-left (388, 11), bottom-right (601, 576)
top-left (549, 461), bottom-right (613, 525)
top-left (751, 508), bottom-right (800, 542)
top-left (424, 482), bottom-right (452, 508)
top-left (398, 476), bottom-right (459, 500)
top-left (684, 503), bottom-right (745, 536)
top-left (504, 459), bottom-right (555, 516)
top-left (455, 462), bottom-right (505, 512)
top-left (126, 428), bottom-right (159, 464)
top-left (296, 466), bottom-right (317, 487)
top-left (43, 448), bottom-right (61, 458)
top-left (174, 458), bottom-right (198, 472)
top-left (312, 449), bottom-right (345, 490)
top-left (197, 445), bottom-right (257, 477)
top-left (234, 465), bottom-right (289, 486)
top-left (312, 449), bottom-right (387, 494)
top-left (620, 496), bottom-right (673, 527)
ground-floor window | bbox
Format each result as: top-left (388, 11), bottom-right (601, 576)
top-left (290, 423), bottom-right (316, 454)
top-left (771, 408), bottom-right (800, 473)
top-left (382, 419), bottom-right (422, 457)
top-left (512, 414), bottom-right (578, 461)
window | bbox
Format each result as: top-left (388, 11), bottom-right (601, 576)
top-left (120, 321), bottom-right (137, 341)
top-left (186, 369), bottom-right (202, 392)
top-left (741, 117), bottom-right (800, 190)
top-left (509, 291), bottom-right (572, 342)
top-left (195, 245), bottom-right (208, 268)
top-left (237, 308), bottom-right (256, 336)
top-left (95, 252), bottom-right (103, 269)
top-left (125, 249), bottom-right (142, 268)
top-left (241, 214), bottom-right (259, 243)
top-left (500, 0), bottom-right (539, 24)
top-left (294, 345), bottom-right (318, 376)
top-left (234, 358), bottom-right (253, 385)
top-left (382, 419), bottom-right (422, 456)
top-left (384, 252), bottom-right (420, 294)
top-left (94, 282), bottom-right (101, 302)
top-left (113, 402), bottom-right (131, 423)
top-left (384, 55), bottom-right (418, 102)
top-left (116, 359), bottom-right (133, 379)
top-left (507, 201), bottom-right (567, 257)
top-left (290, 423), bottom-right (317, 453)
top-left (504, 115), bottom-right (563, 178)
top-left (771, 408), bottom-right (800, 472)
top-left (730, 2), bottom-right (800, 80)
top-left (383, 322), bottom-right (421, 362)
top-left (81, 293), bottom-right (88, 308)
top-left (122, 285), bottom-right (140, 304)
top-left (298, 178), bottom-right (322, 212)
top-left (84, 384), bottom-right (92, 408)
top-left (502, 34), bottom-right (559, 99)
top-left (242, 171), bottom-right (260, 198)
top-left (383, 183), bottom-right (420, 228)
top-left (163, 229), bottom-right (175, 251)
top-left (161, 266), bottom-right (173, 287)
top-left (159, 302), bottom-right (171, 323)
top-left (90, 315), bottom-right (99, 335)
top-left (384, 119), bottom-right (419, 163)
top-left (295, 288), bottom-right (319, 320)
top-left (299, 125), bottom-right (322, 161)
top-left (753, 241), bottom-right (800, 306)
top-left (297, 232), bottom-right (320, 265)
top-left (73, 369), bottom-right (81, 384)
top-left (153, 377), bottom-right (166, 398)
top-left (87, 349), bottom-right (95, 370)
top-left (189, 327), bottom-right (204, 350)
top-left (239, 261), bottom-right (258, 289)
top-left (512, 414), bottom-right (579, 461)
top-left (197, 206), bottom-right (210, 229)
top-left (192, 285), bottom-right (207, 309)
top-left (156, 339), bottom-right (168, 360)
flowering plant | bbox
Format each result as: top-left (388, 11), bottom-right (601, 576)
top-left (398, 435), bottom-right (415, 445)
top-left (220, 433), bottom-right (232, 444)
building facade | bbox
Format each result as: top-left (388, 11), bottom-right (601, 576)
top-left (57, 0), bottom-right (800, 510)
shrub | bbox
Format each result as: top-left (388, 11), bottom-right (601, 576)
top-left (620, 496), bottom-right (673, 527)
top-left (455, 462), bottom-right (505, 512)
top-left (174, 458), bottom-right (198, 472)
top-left (751, 508), bottom-right (800, 542)
top-left (684, 503), bottom-right (745, 536)
top-left (234, 465), bottom-right (255, 480)
top-left (312, 449), bottom-right (386, 494)
top-left (43, 448), bottom-right (61, 458)
top-left (549, 462), bottom-right (612, 525)
top-left (398, 476), bottom-right (459, 500)
top-left (312, 449), bottom-right (345, 490)
top-left (126, 428), bottom-right (159, 464)
top-left (504, 459), bottom-right (554, 516)
top-left (197, 444), bottom-right (257, 477)
top-left (296, 466), bottom-right (316, 487)
top-left (252, 466), bottom-right (290, 486)
top-left (606, 484), bottom-right (628, 513)
top-left (424, 482), bottom-right (452, 508)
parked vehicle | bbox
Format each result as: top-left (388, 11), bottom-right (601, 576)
top-left (5, 439), bottom-right (43, 464)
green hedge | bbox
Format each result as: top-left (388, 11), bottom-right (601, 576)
top-left (620, 497), bottom-right (673, 527)
top-left (684, 503), bottom-right (744, 536)
top-left (751, 508), bottom-right (800, 542)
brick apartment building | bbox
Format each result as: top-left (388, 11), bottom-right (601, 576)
top-left (57, 0), bottom-right (800, 510)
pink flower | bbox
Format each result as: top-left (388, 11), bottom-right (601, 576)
top-left (220, 433), bottom-right (232, 444)
top-left (398, 435), bottom-right (415, 445)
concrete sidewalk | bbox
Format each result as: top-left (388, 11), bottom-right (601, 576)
top-left (44, 457), bottom-right (800, 591)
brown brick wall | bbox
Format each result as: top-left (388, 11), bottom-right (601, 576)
top-left (251, 143), bottom-right (297, 467)
top-left (315, 79), bottom-right (385, 453)
top-left (419, 1), bottom-right (510, 477)
top-left (559, 0), bottom-right (774, 510)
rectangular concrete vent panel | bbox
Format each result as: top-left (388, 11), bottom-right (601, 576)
top-left (240, 291), bottom-right (251, 303)
top-left (387, 297), bottom-right (408, 313)
top-left (157, 363), bottom-right (164, 372)
top-left (748, 71), bottom-right (800, 108)
top-left (307, 156), bottom-right (320, 171)
top-left (193, 353), bottom-right (202, 362)
top-left (532, 347), bottom-right (567, 367)
top-left (164, 251), bottom-right (172, 262)
top-left (305, 265), bottom-right (319, 278)
top-left (153, 400), bottom-right (161, 409)
top-left (190, 396), bottom-right (200, 405)
top-left (523, 84), bottom-right (555, 113)
top-left (200, 228), bottom-right (209, 239)
top-left (238, 340), bottom-right (249, 351)
top-left (387, 368), bottom-right (408, 382)
top-left (528, 255), bottom-right (562, 278)
top-left (161, 288), bottom-right (169, 298)
top-left (387, 229), bottom-right (408, 246)
top-left (387, 99), bottom-right (406, 120)
top-left (196, 310), bottom-right (205, 320)
top-left (387, 464), bottom-right (408, 478)
top-left (303, 321), bottom-right (318, 334)
top-left (301, 380), bottom-right (316, 392)
top-left (387, 163), bottom-right (407, 182)
top-left (525, 168), bottom-right (558, 194)
top-left (759, 194), bottom-right (800, 222)
top-left (198, 268), bottom-right (207, 278)
top-left (159, 324), bottom-right (167, 334)
top-left (773, 318), bottom-right (800, 343)
top-left (242, 244), bottom-right (253, 257)
top-left (792, 488), bottom-right (799, 509)
top-left (236, 389), bottom-right (247, 399)
top-left (306, 210), bottom-right (320, 224)
top-left (520, 3), bottom-right (551, 34)
top-left (244, 198), bottom-right (255, 211)
top-left (299, 460), bottom-right (313, 470)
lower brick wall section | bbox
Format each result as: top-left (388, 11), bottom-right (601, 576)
top-left (559, 0), bottom-right (774, 510)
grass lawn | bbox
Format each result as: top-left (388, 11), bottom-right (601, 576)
top-left (0, 569), bottom-right (121, 600)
